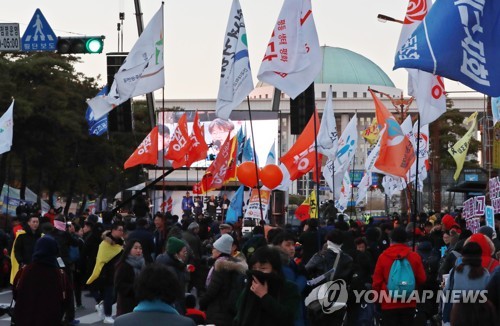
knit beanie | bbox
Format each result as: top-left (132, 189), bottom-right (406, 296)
top-left (213, 234), bottom-right (233, 255)
top-left (166, 237), bottom-right (186, 255)
top-left (442, 214), bottom-right (456, 230)
top-left (32, 236), bottom-right (59, 268)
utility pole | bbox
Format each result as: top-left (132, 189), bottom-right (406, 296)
top-left (134, 0), bottom-right (156, 129)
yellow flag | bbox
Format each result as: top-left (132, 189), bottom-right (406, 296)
top-left (448, 112), bottom-right (478, 180)
top-left (309, 190), bottom-right (318, 219)
top-left (361, 118), bottom-right (380, 145)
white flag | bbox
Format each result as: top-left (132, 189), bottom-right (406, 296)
top-left (266, 140), bottom-right (277, 165)
top-left (323, 114), bottom-right (358, 199)
top-left (87, 5), bottom-right (164, 119)
top-left (317, 85), bottom-right (338, 159)
top-left (0, 101), bottom-right (14, 155)
top-left (257, 0), bottom-right (322, 99)
top-left (216, 0), bottom-right (254, 120)
top-left (407, 121), bottom-right (429, 191)
top-left (356, 173), bottom-right (371, 206)
top-left (382, 175), bottom-right (405, 198)
top-left (335, 173), bottom-right (351, 213)
top-left (397, 0), bottom-right (446, 126)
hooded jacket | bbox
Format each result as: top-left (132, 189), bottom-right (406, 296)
top-left (372, 243), bottom-right (427, 310)
top-left (466, 233), bottom-right (499, 272)
top-left (199, 257), bottom-right (247, 326)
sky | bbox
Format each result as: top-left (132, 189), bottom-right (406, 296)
top-left (1, 0), bottom-right (472, 100)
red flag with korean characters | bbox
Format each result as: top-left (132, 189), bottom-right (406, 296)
top-left (173, 112), bottom-right (209, 169)
top-left (280, 110), bottom-right (321, 180)
top-left (165, 113), bottom-right (191, 164)
top-left (124, 127), bottom-right (159, 169)
top-left (257, 0), bottom-right (322, 99)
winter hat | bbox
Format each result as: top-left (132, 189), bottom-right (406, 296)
top-left (166, 237), bottom-right (186, 255)
top-left (213, 234), bottom-right (233, 255)
top-left (32, 236), bottom-right (59, 268)
top-left (442, 214), bottom-right (457, 230)
top-left (188, 222), bottom-right (199, 231)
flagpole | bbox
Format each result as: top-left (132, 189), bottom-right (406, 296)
top-left (350, 152), bottom-right (356, 220)
top-left (412, 118), bottom-right (421, 251)
top-left (312, 109), bottom-right (320, 220)
top-left (245, 97), bottom-right (264, 221)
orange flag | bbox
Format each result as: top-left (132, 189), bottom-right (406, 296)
top-left (174, 112), bottom-right (209, 169)
top-left (124, 127), bottom-right (159, 169)
top-left (193, 134), bottom-right (237, 193)
top-left (165, 113), bottom-right (191, 164)
top-left (280, 110), bottom-right (321, 180)
top-left (370, 90), bottom-right (415, 178)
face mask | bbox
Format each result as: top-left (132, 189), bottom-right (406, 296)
top-left (247, 269), bottom-right (280, 284)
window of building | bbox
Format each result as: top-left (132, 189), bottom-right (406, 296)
top-left (343, 92), bottom-right (348, 98)
top-left (363, 92), bottom-right (367, 98)
top-left (321, 91), bottom-right (326, 98)
top-left (353, 92), bottom-right (357, 98)
top-left (333, 92), bottom-right (337, 98)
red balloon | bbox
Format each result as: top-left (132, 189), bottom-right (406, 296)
top-left (237, 162), bottom-right (259, 187)
top-left (260, 164), bottom-right (283, 189)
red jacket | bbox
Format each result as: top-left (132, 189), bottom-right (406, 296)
top-left (372, 243), bottom-right (427, 310)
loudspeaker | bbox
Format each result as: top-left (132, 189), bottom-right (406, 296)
top-left (271, 190), bottom-right (286, 225)
top-left (107, 52), bottom-right (132, 132)
top-left (290, 83), bottom-right (315, 135)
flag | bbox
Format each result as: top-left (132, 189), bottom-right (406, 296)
top-left (257, 0), bottom-right (322, 99)
top-left (335, 173), bottom-right (351, 213)
top-left (124, 127), bottom-right (159, 169)
top-left (174, 112), bottom-right (209, 169)
top-left (236, 126), bottom-right (246, 163)
top-left (361, 118), bottom-right (379, 145)
top-left (86, 87), bottom-right (108, 136)
top-left (448, 111), bottom-right (478, 180)
top-left (371, 90), bottom-right (415, 178)
top-left (165, 113), bottom-right (191, 163)
top-left (193, 134), bottom-right (238, 193)
top-left (492, 97), bottom-right (500, 126)
top-left (397, 0), bottom-right (446, 126)
top-left (323, 114), bottom-right (358, 199)
top-left (280, 110), bottom-right (320, 180)
top-left (225, 185), bottom-right (245, 223)
top-left (216, 0), bottom-right (254, 120)
top-left (242, 138), bottom-right (255, 162)
top-left (382, 175), bottom-right (406, 198)
top-left (309, 190), bottom-right (318, 219)
top-left (408, 121), bottom-right (430, 191)
top-left (394, 0), bottom-right (500, 97)
top-left (266, 140), bottom-right (277, 165)
top-left (317, 85), bottom-right (339, 159)
top-left (0, 101), bottom-right (14, 155)
top-left (87, 5), bottom-right (164, 119)
top-left (355, 173), bottom-right (371, 206)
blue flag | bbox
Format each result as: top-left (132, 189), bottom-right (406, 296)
top-left (236, 126), bottom-right (246, 164)
top-left (226, 185), bottom-right (245, 223)
top-left (86, 86), bottom-right (109, 136)
top-left (394, 0), bottom-right (500, 96)
top-left (242, 138), bottom-right (257, 163)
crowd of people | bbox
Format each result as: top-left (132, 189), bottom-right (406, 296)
top-left (3, 202), bottom-right (500, 325)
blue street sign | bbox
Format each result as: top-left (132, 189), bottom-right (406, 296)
top-left (21, 9), bottom-right (57, 52)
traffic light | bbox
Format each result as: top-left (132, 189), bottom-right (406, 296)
top-left (56, 36), bottom-right (105, 54)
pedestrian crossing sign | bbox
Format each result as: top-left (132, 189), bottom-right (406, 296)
top-left (21, 9), bottom-right (57, 52)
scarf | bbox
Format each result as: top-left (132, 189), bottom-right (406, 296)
top-left (327, 241), bottom-right (342, 254)
top-left (86, 240), bottom-right (123, 284)
top-left (133, 299), bottom-right (179, 314)
top-left (126, 255), bottom-right (145, 276)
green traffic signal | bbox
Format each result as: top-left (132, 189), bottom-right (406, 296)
top-left (57, 36), bottom-right (105, 54)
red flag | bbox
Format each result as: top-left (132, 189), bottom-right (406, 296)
top-left (165, 113), bottom-right (191, 164)
top-left (280, 110), bottom-right (320, 180)
top-left (193, 134), bottom-right (237, 193)
top-left (371, 90), bottom-right (415, 178)
top-left (294, 196), bottom-right (310, 222)
top-left (124, 127), bottom-right (158, 169)
top-left (174, 112), bottom-right (209, 169)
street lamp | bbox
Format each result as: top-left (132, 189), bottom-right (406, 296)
top-left (377, 14), bottom-right (404, 24)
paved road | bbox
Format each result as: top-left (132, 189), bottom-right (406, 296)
top-left (0, 288), bottom-right (116, 325)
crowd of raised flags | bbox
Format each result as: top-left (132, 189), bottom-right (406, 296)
top-left (74, 0), bottom-right (500, 220)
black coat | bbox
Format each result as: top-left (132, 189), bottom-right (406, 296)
top-left (14, 228), bottom-right (42, 265)
top-left (199, 257), bottom-right (247, 326)
top-left (305, 248), bottom-right (354, 282)
top-left (115, 261), bottom-right (138, 316)
top-left (487, 266), bottom-right (500, 313)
